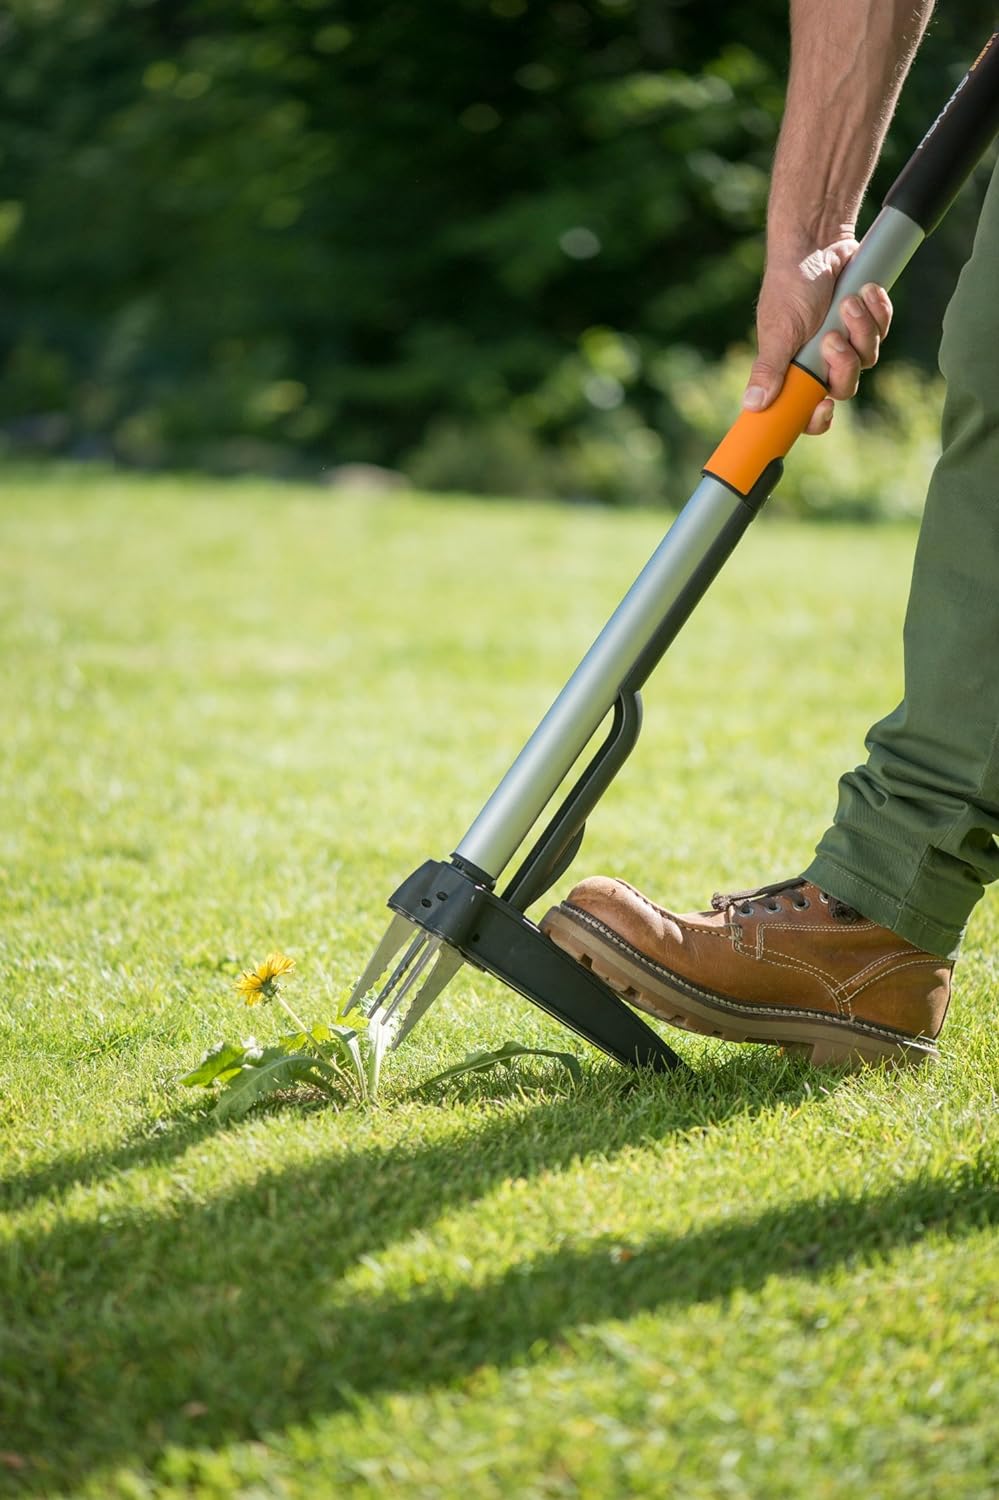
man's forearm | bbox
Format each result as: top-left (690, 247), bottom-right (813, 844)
top-left (767, 0), bottom-right (935, 259)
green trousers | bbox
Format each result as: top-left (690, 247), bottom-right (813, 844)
top-left (804, 160), bottom-right (999, 961)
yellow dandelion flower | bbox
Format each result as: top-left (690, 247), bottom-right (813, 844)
top-left (235, 952), bottom-right (295, 1006)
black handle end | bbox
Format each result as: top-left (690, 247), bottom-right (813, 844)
top-left (884, 33), bottom-right (999, 235)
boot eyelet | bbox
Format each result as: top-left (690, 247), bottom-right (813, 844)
top-left (792, 897), bottom-right (810, 910)
top-left (819, 893), bottom-right (829, 903)
top-left (765, 899), bottom-right (780, 912)
top-left (739, 903), bottom-right (754, 915)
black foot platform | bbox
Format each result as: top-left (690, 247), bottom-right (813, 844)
top-left (389, 859), bottom-right (688, 1074)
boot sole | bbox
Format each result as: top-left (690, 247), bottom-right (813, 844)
top-left (540, 903), bottom-right (938, 1070)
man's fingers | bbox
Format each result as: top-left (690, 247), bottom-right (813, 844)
top-left (805, 396), bottom-right (835, 436)
top-left (859, 281), bottom-right (893, 338)
top-left (741, 278), bottom-right (893, 425)
top-left (742, 359), bottom-right (784, 411)
top-left (840, 290), bottom-right (883, 368)
top-left (841, 298), bottom-right (879, 368)
top-left (825, 281), bottom-right (893, 396)
top-left (821, 329), bottom-right (861, 400)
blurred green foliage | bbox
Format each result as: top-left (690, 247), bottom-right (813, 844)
top-left (0, 0), bottom-right (993, 507)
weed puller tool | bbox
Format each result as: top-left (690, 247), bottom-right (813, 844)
top-left (350, 35), bottom-right (999, 1071)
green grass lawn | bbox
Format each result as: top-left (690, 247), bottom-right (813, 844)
top-left (1, 467), bottom-right (997, 1499)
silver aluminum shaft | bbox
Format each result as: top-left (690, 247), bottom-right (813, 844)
top-left (455, 472), bottom-right (745, 879)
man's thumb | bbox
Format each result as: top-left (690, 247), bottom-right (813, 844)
top-left (742, 361), bottom-right (784, 412)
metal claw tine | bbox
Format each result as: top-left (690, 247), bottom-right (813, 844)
top-left (369, 929), bottom-right (431, 1016)
top-left (347, 912), bottom-right (424, 1014)
top-left (390, 942), bottom-right (465, 1048)
top-left (347, 908), bottom-right (466, 1047)
top-left (379, 934), bottom-right (442, 1024)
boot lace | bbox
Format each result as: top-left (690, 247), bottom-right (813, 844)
top-left (710, 877), bottom-right (860, 921)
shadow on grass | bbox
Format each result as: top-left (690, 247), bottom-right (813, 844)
top-left (0, 1046), bottom-right (782, 1212)
top-left (0, 1100), bottom-right (218, 1213)
top-left (5, 1057), bottom-right (994, 1493)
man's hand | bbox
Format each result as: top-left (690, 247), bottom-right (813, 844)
top-left (743, 240), bottom-right (893, 434)
top-left (741, 0), bottom-right (932, 436)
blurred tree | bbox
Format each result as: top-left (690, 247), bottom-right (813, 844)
top-left (0, 0), bottom-right (993, 493)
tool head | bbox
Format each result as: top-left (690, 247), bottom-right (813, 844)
top-left (346, 911), bottom-right (465, 1048)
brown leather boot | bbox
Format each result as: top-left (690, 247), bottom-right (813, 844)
top-left (540, 876), bottom-right (952, 1067)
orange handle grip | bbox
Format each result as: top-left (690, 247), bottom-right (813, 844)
top-left (703, 363), bottom-right (828, 496)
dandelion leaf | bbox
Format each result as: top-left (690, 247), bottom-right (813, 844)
top-left (214, 1052), bottom-right (338, 1120)
top-left (420, 1042), bottom-right (582, 1091)
top-left (180, 1041), bottom-right (248, 1088)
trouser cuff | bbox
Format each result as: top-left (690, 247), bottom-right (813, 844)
top-left (802, 852), bottom-right (964, 961)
